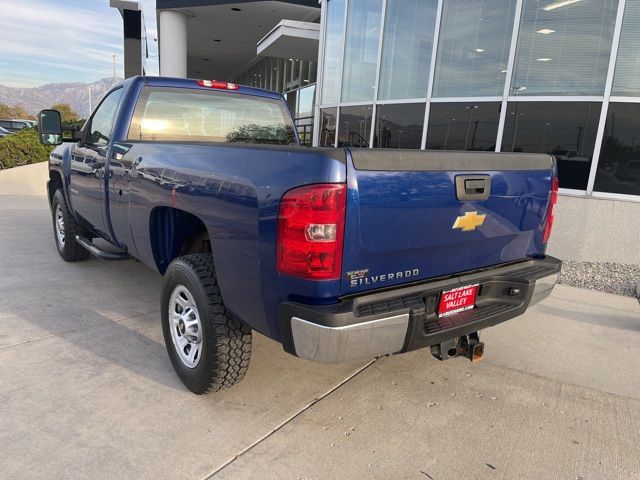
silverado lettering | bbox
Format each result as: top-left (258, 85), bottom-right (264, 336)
top-left (349, 269), bottom-right (421, 288)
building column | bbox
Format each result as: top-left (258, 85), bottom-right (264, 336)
top-left (109, 0), bottom-right (143, 78)
top-left (123, 9), bottom-right (142, 78)
top-left (159, 10), bottom-right (188, 77)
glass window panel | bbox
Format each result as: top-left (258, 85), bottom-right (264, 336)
top-left (320, 0), bottom-right (346, 105)
top-left (612, 0), bottom-right (640, 96)
top-left (341, 0), bottom-right (383, 102)
top-left (88, 88), bottom-right (123, 145)
top-left (288, 59), bottom-right (301, 91)
top-left (319, 108), bottom-right (337, 146)
top-left (128, 88), bottom-right (296, 145)
top-left (286, 90), bottom-right (297, 115)
top-left (511, 0), bottom-right (617, 96)
top-left (299, 60), bottom-right (309, 86)
top-left (297, 85), bottom-right (316, 119)
top-left (378, 0), bottom-right (436, 100)
top-left (426, 102), bottom-right (500, 151)
top-left (594, 103), bottom-right (640, 196)
top-left (433, 0), bottom-right (515, 97)
top-left (309, 61), bottom-right (318, 85)
top-left (373, 103), bottom-right (425, 149)
top-left (296, 116), bottom-right (314, 146)
top-left (501, 102), bottom-right (601, 189)
top-left (338, 105), bottom-right (373, 147)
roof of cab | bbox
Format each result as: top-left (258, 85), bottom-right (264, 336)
top-left (133, 75), bottom-right (284, 100)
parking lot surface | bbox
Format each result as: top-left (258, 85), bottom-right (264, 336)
top-left (1, 164), bottom-right (639, 479)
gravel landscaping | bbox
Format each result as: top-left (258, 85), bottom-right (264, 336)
top-left (558, 261), bottom-right (640, 299)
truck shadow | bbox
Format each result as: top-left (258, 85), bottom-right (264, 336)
top-left (5, 260), bottom-right (184, 390)
top-left (6, 253), bottom-right (361, 396)
top-left (0, 196), bottom-right (390, 399)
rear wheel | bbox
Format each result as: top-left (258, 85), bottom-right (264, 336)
top-left (161, 253), bottom-right (252, 394)
top-left (51, 189), bottom-right (90, 262)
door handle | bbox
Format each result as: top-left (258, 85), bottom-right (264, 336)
top-left (455, 175), bottom-right (491, 201)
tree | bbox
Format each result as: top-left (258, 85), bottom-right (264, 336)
top-left (0, 103), bottom-right (32, 120)
top-left (51, 103), bottom-right (79, 123)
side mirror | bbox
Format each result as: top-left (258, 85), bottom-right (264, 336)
top-left (38, 109), bottom-right (63, 145)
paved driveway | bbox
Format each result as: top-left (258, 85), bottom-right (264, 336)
top-left (1, 164), bottom-right (639, 479)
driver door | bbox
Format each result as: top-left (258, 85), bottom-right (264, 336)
top-left (69, 88), bottom-right (123, 238)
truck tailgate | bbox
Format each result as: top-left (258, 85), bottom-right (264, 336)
top-left (342, 150), bottom-right (555, 295)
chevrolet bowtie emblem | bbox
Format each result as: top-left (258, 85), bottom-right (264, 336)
top-left (452, 211), bottom-right (486, 232)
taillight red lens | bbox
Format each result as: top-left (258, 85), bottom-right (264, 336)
top-left (543, 176), bottom-right (559, 243)
top-left (197, 80), bottom-right (239, 90)
top-left (277, 184), bottom-right (346, 280)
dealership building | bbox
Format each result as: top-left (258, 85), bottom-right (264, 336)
top-left (113, 0), bottom-right (639, 264)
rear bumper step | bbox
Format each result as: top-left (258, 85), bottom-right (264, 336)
top-left (278, 256), bottom-right (561, 363)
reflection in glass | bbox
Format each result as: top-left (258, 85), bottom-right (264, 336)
top-left (129, 88), bottom-right (295, 145)
top-left (88, 88), bottom-right (123, 145)
top-left (40, 134), bottom-right (62, 145)
top-left (612, 0), bottom-right (640, 96)
top-left (319, 108), bottom-right (337, 147)
top-left (433, 0), bottom-right (515, 97)
top-left (373, 104), bottom-right (425, 149)
top-left (426, 102), bottom-right (500, 151)
top-left (297, 85), bottom-right (315, 118)
top-left (338, 105), bottom-right (373, 147)
top-left (320, 0), bottom-right (346, 105)
top-left (501, 102), bottom-right (601, 190)
top-left (511, 0), bottom-right (616, 96)
top-left (39, 110), bottom-right (61, 134)
top-left (378, 0), bottom-right (436, 100)
top-left (341, 0), bottom-right (382, 102)
top-left (286, 90), bottom-right (297, 116)
top-left (594, 103), bottom-right (640, 196)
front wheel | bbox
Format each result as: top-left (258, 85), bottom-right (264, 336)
top-left (161, 253), bottom-right (252, 394)
top-left (51, 189), bottom-right (90, 262)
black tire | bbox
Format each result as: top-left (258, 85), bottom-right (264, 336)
top-left (161, 253), bottom-right (252, 394)
top-left (51, 189), bottom-right (90, 262)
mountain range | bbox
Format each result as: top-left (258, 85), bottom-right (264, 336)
top-left (0, 77), bottom-right (123, 119)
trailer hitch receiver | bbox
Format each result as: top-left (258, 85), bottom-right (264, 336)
top-left (430, 332), bottom-right (484, 362)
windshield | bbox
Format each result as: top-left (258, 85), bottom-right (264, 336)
top-left (128, 87), bottom-right (296, 146)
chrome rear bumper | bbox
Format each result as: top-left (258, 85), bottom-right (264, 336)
top-left (291, 313), bottom-right (409, 363)
top-left (530, 272), bottom-right (559, 306)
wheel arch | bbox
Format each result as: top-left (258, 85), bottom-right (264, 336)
top-left (149, 206), bottom-right (211, 274)
top-left (48, 170), bottom-right (63, 206)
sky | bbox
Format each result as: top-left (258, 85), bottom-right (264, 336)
top-left (0, 0), bottom-right (159, 88)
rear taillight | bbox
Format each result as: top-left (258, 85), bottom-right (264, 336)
top-left (277, 184), bottom-right (346, 280)
top-left (197, 80), bottom-right (239, 90)
top-left (543, 176), bottom-right (559, 243)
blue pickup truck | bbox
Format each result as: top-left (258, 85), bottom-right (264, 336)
top-left (38, 76), bottom-right (561, 394)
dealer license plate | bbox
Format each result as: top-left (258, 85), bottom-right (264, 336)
top-left (437, 284), bottom-right (479, 317)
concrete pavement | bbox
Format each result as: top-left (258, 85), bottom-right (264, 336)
top-left (1, 163), bottom-right (639, 479)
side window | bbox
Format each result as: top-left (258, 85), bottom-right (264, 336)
top-left (86, 88), bottom-right (123, 146)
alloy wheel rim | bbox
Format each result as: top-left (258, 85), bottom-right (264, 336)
top-left (55, 204), bottom-right (65, 247)
top-left (169, 285), bottom-right (203, 368)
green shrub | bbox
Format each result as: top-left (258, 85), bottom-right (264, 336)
top-left (0, 128), bottom-right (53, 170)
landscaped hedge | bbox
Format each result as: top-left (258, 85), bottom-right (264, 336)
top-left (0, 128), bottom-right (53, 170)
